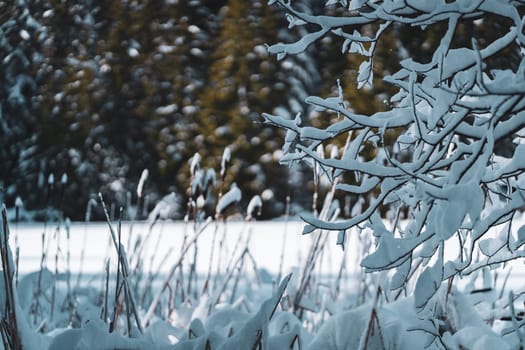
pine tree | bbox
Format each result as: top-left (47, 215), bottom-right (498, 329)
top-left (33, 0), bottom-right (116, 217)
top-left (196, 0), bottom-right (297, 217)
top-left (0, 1), bottom-right (44, 209)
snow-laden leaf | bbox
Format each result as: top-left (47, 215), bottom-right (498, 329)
top-left (390, 256), bottom-right (412, 290)
top-left (205, 168), bottom-right (216, 188)
top-left (397, 133), bottom-right (417, 145)
top-left (189, 318), bottom-right (205, 338)
top-left (282, 113), bottom-right (301, 154)
top-left (414, 259), bottom-right (443, 310)
top-left (436, 182), bottom-right (484, 240)
top-left (479, 237), bottom-right (505, 257)
top-left (18, 268), bottom-right (54, 311)
top-left (216, 183), bottom-right (241, 215)
top-left (342, 38), bottom-right (352, 53)
top-left (148, 192), bottom-right (179, 221)
top-left (280, 152), bottom-right (304, 164)
top-left (482, 267), bottom-right (492, 290)
top-left (436, 198), bottom-right (466, 240)
top-left (191, 169), bottom-right (204, 196)
top-left (349, 41), bottom-right (365, 55)
top-left (217, 274), bottom-right (291, 350)
top-left (268, 324), bottom-right (302, 350)
top-left (220, 146), bottom-right (231, 178)
top-left (49, 318), bottom-right (142, 350)
top-left (418, 235), bottom-right (439, 258)
top-left (246, 195), bottom-right (262, 220)
top-left (302, 223), bottom-right (316, 235)
top-left (428, 88), bottom-right (455, 129)
top-left (361, 234), bottom-right (419, 271)
top-left (144, 321), bottom-right (184, 347)
top-left (513, 225), bottom-right (525, 250)
top-left (456, 331), bottom-right (512, 350)
top-left (367, 211), bottom-right (390, 238)
top-left (286, 14), bottom-right (307, 28)
top-left (497, 143), bottom-right (525, 178)
top-left (190, 152), bottom-right (201, 176)
top-left (297, 295), bottom-right (319, 313)
top-left (450, 291), bottom-right (512, 349)
top-left (268, 28), bottom-right (329, 58)
top-left (349, 0), bottom-right (366, 10)
top-left (357, 59), bottom-right (373, 89)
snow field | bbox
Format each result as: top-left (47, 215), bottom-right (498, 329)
top-left (12, 220), bottom-right (357, 277)
top-left (3, 218), bottom-right (523, 349)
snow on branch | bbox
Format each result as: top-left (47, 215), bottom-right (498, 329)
top-left (266, 0), bottom-right (525, 310)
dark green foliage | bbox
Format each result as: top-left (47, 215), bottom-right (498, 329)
top-left (0, 1), bottom-right (42, 208)
top-left (2, 1), bottom-right (508, 220)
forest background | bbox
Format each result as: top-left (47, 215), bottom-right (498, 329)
top-left (1, 0), bottom-right (513, 220)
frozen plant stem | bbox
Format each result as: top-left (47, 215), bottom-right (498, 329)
top-left (277, 195), bottom-right (290, 284)
top-left (359, 287), bottom-right (385, 350)
top-left (202, 223), bottom-right (219, 295)
top-left (0, 207), bottom-right (22, 350)
top-left (251, 274), bottom-right (292, 350)
top-left (50, 225), bottom-right (61, 324)
top-left (212, 223), bottom-right (228, 292)
top-left (77, 198), bottom-right (96, 291)
top-left (509, 292), bottom-right (525, 345)
top-left (99, 193), bottom-right (143, 335)
top-left (34, 230), bottom-right (46, 326)
top-left (102, 259), bottom-right (110, 323)
top-left (223, 222), bottom-right (248, 279)
top-left (143, 216), bottom-right (212, 327)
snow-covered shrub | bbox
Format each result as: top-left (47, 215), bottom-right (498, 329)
top-left (264, 0), bottom-right (525, 346)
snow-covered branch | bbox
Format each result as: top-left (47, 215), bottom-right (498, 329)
top-left (266, 0), bottom-right (525, 310)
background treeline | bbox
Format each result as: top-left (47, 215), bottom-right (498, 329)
top-left (1, 0), bottom-right (507, 220)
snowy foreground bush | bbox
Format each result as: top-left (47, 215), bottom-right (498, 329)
top-left (262, 0), bottom-right (525, 348)
top-left (2, 207), bottom-right (523, 350)
top-left (2, 0), bottom-right (525, 349)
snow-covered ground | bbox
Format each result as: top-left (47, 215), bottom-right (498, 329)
top-left (12, 220), bottom-right (354, 277)
top-left (3, 218), bottom-right (524, 349)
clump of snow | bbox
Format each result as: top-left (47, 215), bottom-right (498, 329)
top-left (148, 192), bottom-right (179, 221)
top-left (220, 147), bottom-right (231, 179)
top-left (246, 195), bottom-right (262, 220)
top-left (216, 183), bottom-right (241, 216)
top-left (155, 104), bottom-right (178, 115)
top-left (190, 153), bottom-right (201, 176)
top-left (136, 169), bottom-right (149, 198)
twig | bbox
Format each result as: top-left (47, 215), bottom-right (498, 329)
top-left (277, 195), bottom-right (291, 284)
top-left (143, 217), bottom-right (212, 327)
top-left (251, 273), bottom-right (292, 350)
top-left (1, 206), bottom-right (22, 350)
top-left (202, 222), bottom-right (219, 295)
top-left (99, 194), bottom-right (143, 334)
top-left (212, 223), bottom-right (228, 292)
top-left (102, 259), bottom-right (110, 323)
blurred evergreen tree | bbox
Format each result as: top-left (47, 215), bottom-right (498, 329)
top-left (34, 0), bottom-right (115, 217)
top-left (0, 1), bottom-right (44, 209)
top-left (147, 0), bottom-right (225, 205)
top-left (3, 0), bottom-right (517, 220)
top-left (196, 0), bottom-right (301, 217)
